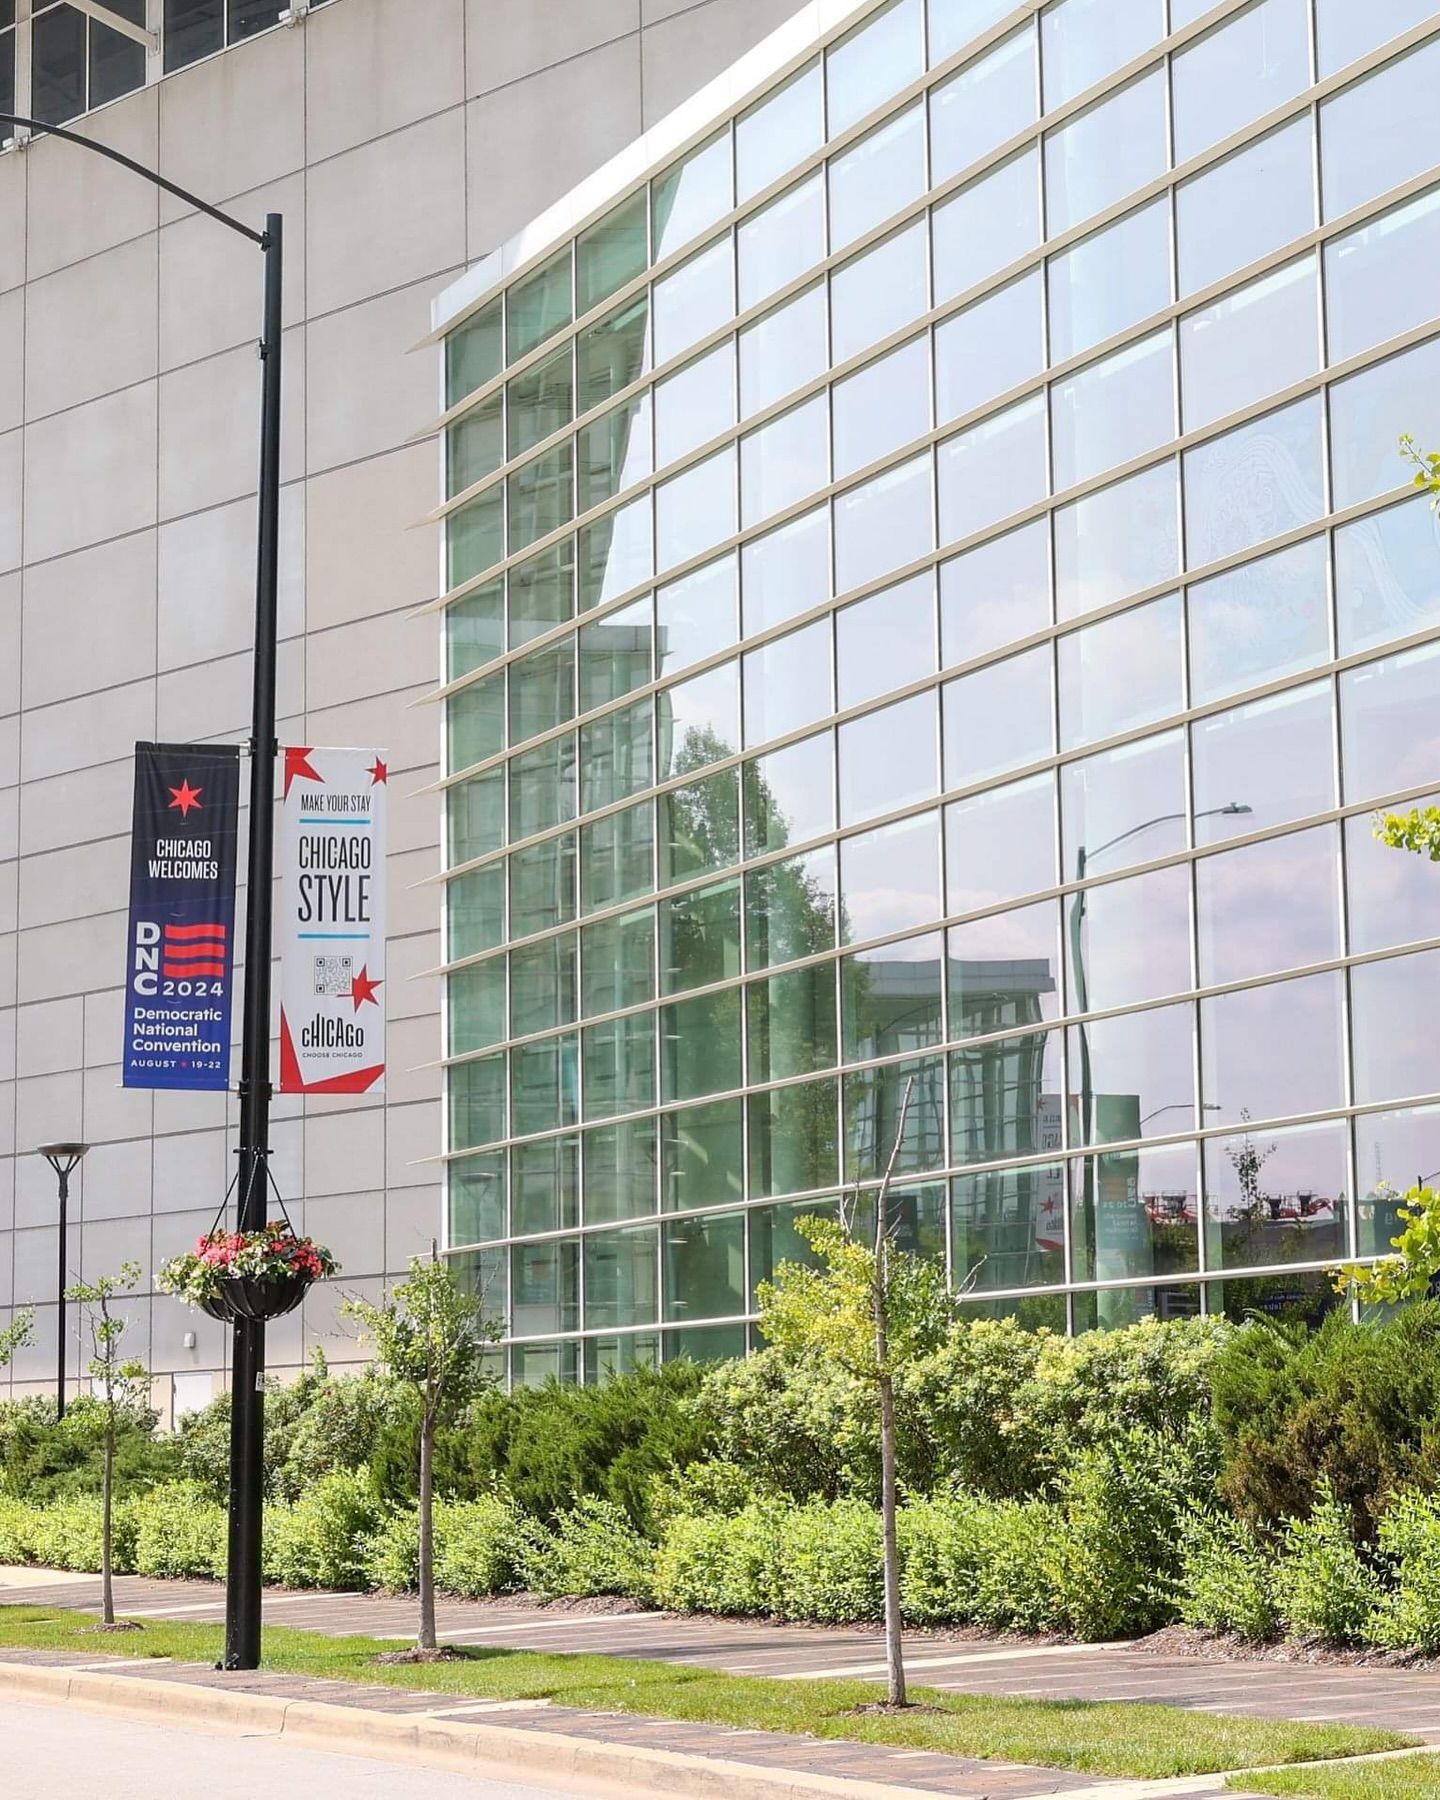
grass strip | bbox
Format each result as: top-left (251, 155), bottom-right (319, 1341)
top-left (0, 1601), bottom-right (1415, 1782)
top-left (1228, 1755), bottom-right (1440, 1797)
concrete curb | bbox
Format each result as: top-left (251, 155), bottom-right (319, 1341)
top-left (0, 1660), bottom-right (940, 1800)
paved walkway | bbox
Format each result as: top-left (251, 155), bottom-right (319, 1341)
top-left (6, 1566), bottom-right (1440, 1795)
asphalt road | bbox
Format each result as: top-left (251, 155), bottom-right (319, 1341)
top-left (1, 1697), bottom-right (591, 1799)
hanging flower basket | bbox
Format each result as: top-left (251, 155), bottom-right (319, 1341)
top-left (157, 1222), bottom-right (338, 1323)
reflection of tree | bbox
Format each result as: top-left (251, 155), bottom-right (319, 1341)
top-left (1226, 1109), bottom-right (1279, 1220)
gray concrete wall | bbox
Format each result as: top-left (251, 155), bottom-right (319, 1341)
top-left (0, 0), bottom-right (793, 1414)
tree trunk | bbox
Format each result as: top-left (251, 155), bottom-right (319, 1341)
top-left (417, 1411), bottom-right (437, 1653)
top-left (101, 1417), bottom-right (115, 1628)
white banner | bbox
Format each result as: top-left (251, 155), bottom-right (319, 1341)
top-left (278, 746), bottom-right (387, 1095)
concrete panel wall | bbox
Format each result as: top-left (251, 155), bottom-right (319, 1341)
top-left (0, 0), bottom-right (796, 1403)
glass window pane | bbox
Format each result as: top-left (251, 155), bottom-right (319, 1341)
top-left (508, 442), bottom-right (573, 557)
top-left (749, 965), bottom-right (838, 1081)
top-left (839, 691), bottom-right (939, 824)
top-left (1044, 66), bottom-right (1167, 237)
top-left (847, 1053), bottom-right (948, 1179)
top-left (1341, 640), bottom-right (1440, 803)
top-left (938, 395), bottom-right (1046, 545)
top-left (449, 1053), bottom-right (506, 1151)
top-left (942, 519), bottom-right (1050, 662)
top-left (578, 191), bottom-right (648, 314)
top-left (1052, 330), bottom-right (1175, 492)
top-left (653, 236), bottom-right (734, 366)
top-left (654, 130), bottom-right (733, 262)
top-left (447, 670), bottom-right (505, 773)
top-left (840, 810), bottom-right (942, 943)
top-left (659, 767), bottom-right (740, 885)
top-left (1067, 864), bottom-right (1192, 1010)
top-left (738, 174), bottom-right (825, 311)
top-left (660, 877), bottom-right (741, 994)
top-left (835, 337), bottom-right (929, 480)
top-left (1320, 36), bottom-right (1440, 221)
top-left (1054, 460), bottom-right (1179, 623)
top-left (1070, 1142), bottom-right (1202, 1299)
top-left (741, 393), bottom-right (830, 524)
top-left (447, 767), bottom-right (505, 867)
top-left (743, 733), bottom-right (836, 858)
top-left (663, 1210), bottom-right (745, 1319)
top-left (1332, 337), bottom-right (1440, 513)
top-left (749, 1077), bottom-right (840, 1198)
top-left (1336, 494), bottom-right (1440, 657)
top-left (581, 907), bottom-right (655, 1016)
top-left (741, 505), bottom-right (829, 636)
top-left (448, 863), bottom-right (506, 961)
top-left (448, 1151), bottom-right (505, 1246)
top-left (663, 1103), bottom-right (744, 1212)
top-left (656, 447), bottom-right (736, 573)
top-left (512, 1240), bottom-right (579, 1336)
top-left (449, 957), bottom-right (506, 1057)
top-left (1176, 119), bottom-right (1315, 299)
top-left (577, 293), bottom-right (650, 413)
top-left (745, 846), bottom-right (838, 969)
top-left (1193, 684), bottom-right (1333, 845)
top-left (953, 1157), bottom-right (1066, 1291)
top-left (1326, 189), bottom-right (1440, 365)
top-left (165, 0), bottom-right (222, 72)
top-left (584, 1226), bottom-right (658, 1326)
top-left (948, 901), bottom-right (1060, 1038)
top-left (838, 571), bottom-right (937, 709)
top-left (446, 299), bottom-right (502, 410)
top-left (447, 394), bottom-right (502, 498)
top-left (741, 282), bottom-right (828, 416)
top-left (1200, 973), bottom-right (1345, 1124)
top-left (1061, 730), bottom-right (1187, 880)
top-left (949, 1030), bottom-right (1060, 1164)
top-left (580, 700), bottom-right (653, 814)
top-left (1188, 534), bottom-right (1330, 704)
top-left (662, 989), bottom-right (742, 1100)
top-left (936, 272), bottom-right (1043, 424)
top-left (743, 620), bottom-right (832, 746)
top-left (581, 803), bottom-right (653, 913)
top-left (579, 600), bottom-right (651, 712)
top-left (832, 222), bottom-right (928, 366)
top-left (509, 932), bottom-right (578, 1038)
top-left (655, 343), bottom-right (735, 471)
top-left (579, 493), bottom-right (652, 619)
top-left (836, 453), bottom-right (935, 591)
top-left (1348, 786), bottom-right (1440, 956)
top-left (447, 489), bottom-right (503, 591)
top-left (508, 639), bottom-right (574, 745)
top-left (1352, 949), bottom-right (1440, 1107)
top-left (582, 1011), bottom-right (655, 1118)
top-left (828, 102), bottom-right (926, 252)
top-left (509, 831), bottom-right (577, 937)
top-left (1197, 824), bottom-right (1341, 988)
top-left (507, 250), bottom-right (571, 363)
top-left (1204, 1117), bottom-right (1348, 1283)
top-left (749, 1196), bottom-right (841, 1301)
top-left (585, 1122), bottom-right (658, 1225)
top-left (510, 736), bottom-right (576, 841)
top-left (942, 645), bottom-right (1053, 786)
top-left (1173, 0), bottom-right (1310, 165)
top-left (928, 0), bottom-right (1017, 64)
top-left (947, 773), bottom-right (1055, 914)
top-left (511, 1034), bottom-right (579, 1136)
top-left (1183, 395), bottom-right (1324, 568)
top-left (828, 0), bottom-right (923, 136)
top-left (931, 24), bottom-right (1037, 184)
top-left (1180, 257), bottom-right (1319, 435)
top-left (737, 60), bottom-right (822, 203)
top-left (1049, 198), bottom-right (1171, 365)
top-left (1058, 593), bottom-right (1183, 750)
top-left (932, 148), bottom-right (1041, 303)
top-left (844, 932), bottom-right (945, 1060)
top-left (1042, 0), bottom-right (1164, 109)
top-left (507, 343), bottom-right (572, 460)
top-left (656, 553), bottom-right (738, 677)
top-left (508, 541), bottom-right (574, 649)
top-left (658, 659), bottom-right (739, 777)
top-left (1316, 0), bottom-right (1440, 77)
top-left (1068, 1006), bottom-right (1194, 1146)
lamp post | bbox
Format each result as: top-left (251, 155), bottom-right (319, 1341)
top-left (2, 109), bottom-right (283, 1672)
top-left (35, 1142), bottom-right (88, 1420)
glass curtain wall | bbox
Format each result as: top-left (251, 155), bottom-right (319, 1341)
top-left (439, 0), bottom-right (1440, 1381)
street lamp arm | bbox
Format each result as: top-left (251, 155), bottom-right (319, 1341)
top-left (0, 111), bottom-right (267, 248)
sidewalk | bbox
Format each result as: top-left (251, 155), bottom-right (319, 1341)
top-left (7, 1566), bottom-right (1440, 1796)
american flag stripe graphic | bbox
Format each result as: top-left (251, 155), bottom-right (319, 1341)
top-left (162, 921), bottom-right (227, 980)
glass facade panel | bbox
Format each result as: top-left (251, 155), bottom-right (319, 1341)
top-left (442, 0), bottom-right (1440, 1377)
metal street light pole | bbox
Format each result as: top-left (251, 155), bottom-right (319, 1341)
top-left (2, 110), bottom-right (282, 1672)
top-left (35, 1143), bottom-right (89, 1420)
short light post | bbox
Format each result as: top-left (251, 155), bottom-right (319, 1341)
top-left (35, 1142), bottom-right (89, 1420)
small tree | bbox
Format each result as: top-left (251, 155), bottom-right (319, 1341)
top-left (343, 1250), bottom-right (497, 1654)
top-left (1336, 1185), bottom-right (1440, 1305)
top-left (0, 1308), bottom-right (34, 1375)
top-left (64, 1263), bottom-right (148, 1627)
top-left (758, 1081), bottom-right (954, 1707)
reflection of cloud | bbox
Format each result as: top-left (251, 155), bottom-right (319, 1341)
top-left (847, 885), bottom-right (942, 943)
top-left (1198, 828), bottom-right (1339, 985)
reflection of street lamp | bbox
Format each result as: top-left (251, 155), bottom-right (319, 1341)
top-left (1139, 1102), bottom-right (1224, 1128)
top-left (36, 1144), bottom-right (89, 1421)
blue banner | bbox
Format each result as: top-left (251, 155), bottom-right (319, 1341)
top-left (122, 741), bottom-right (240, 1091)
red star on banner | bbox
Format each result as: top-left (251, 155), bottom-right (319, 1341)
top-left (168, 779), bottom-right (203, 817)
top-left (283, 746), bottom-right (323, 799)
top-left (348, 965), bottom-right (383, 1012)
top-left (367, 756), bottom-right (388, 786)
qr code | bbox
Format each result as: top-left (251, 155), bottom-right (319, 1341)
top-left (313, 955), bottom-right (353, 997)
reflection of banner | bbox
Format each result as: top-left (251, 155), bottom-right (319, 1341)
top-left (278, 746), bottom-right (387, 1095)
top-left (122, 742), bottom-right (240, 1091)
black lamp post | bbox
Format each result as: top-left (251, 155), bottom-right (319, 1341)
top-left (2, 110), bottom-right (283, 1672)
top-left (35, 1142), bottom-right (88, 1420)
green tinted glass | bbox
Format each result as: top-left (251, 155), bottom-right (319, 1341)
top-left (508, 833), bottom-right (577, 938)
top-left (582, 1011), bottom-right (656, 1118)
top-left (506, 250), bottom-right (572, 362)
top-left (446, 298), bottom-right (502, 407)
top-left (509, 931), bottom-right (578, 1037)
top-left (448, 863), bottom-right (506, 961)
top-left (660, 878), bottom-right (741, 995)
top-left (511, 1034), bottom-right (579, 1135)
top-left (448, 957), bottom-right (506, 1056)
top-left (509, 736), bottom-right (577, 839)
top-left (581, 907), bottom-right (655, 1017)
top-left (446, 579), bottom-right (504, 682)
top-left (508, 540), bottom-right (575, 648)
top-left (447, 392), bottom-right (503, 497)
top-left (509, 639), bottom-right (575, 745)
top-left (447, 768), bottom-right (505, 868)
top-left (577, 294), bottom-right (649, 412)
top-left (449, 1055), bottom-right (506, 1152)
top-left (748, 1076), bottom-right (839, 1197)
top-left (448, 1149), bottom-right (505, 1246)
top-left (447, 487), bottom-right (504, 590)
top-left (584, 1225), bottom-right (658, 1327)
top-left (584, 1118), bottom-right (658, 1223)
top-left (511, 1135), bottom-right (580, 1236)
top-left (663, 1211), bottom-right (745, 1320)
top-left (447, 670), bottom-right (505, 774)
top-left (662, 989), bottom-right (742, 1099)
top-left (578, 191), bottom-right (649, 312)
top-left (662, 1098), bottom-right (744, 1211)
top-left (508, 441), bottom-right (573, 556)
top-left (507, 342), bottom-right (573, 460)
top-left (580, 801), bottom-right (654, 912)
top-left (659, 768), bottom-right (741, 885)
top-left (747, 963), bottom-right (837, 1081)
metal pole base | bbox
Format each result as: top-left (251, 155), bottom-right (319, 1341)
top-left (222, 1317), bottom-right (265, 1670)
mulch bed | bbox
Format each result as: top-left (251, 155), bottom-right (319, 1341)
top-left (1137, 1624), bottom-right (1440, 1672)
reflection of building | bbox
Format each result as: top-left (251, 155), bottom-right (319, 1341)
top-left (431, 0), bottom-right (1440, 1381)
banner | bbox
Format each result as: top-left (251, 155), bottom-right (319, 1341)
top-left (122, 742), bottom-right (240, 1091)
top-left (278, 746), bottom-right (387, 1094)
